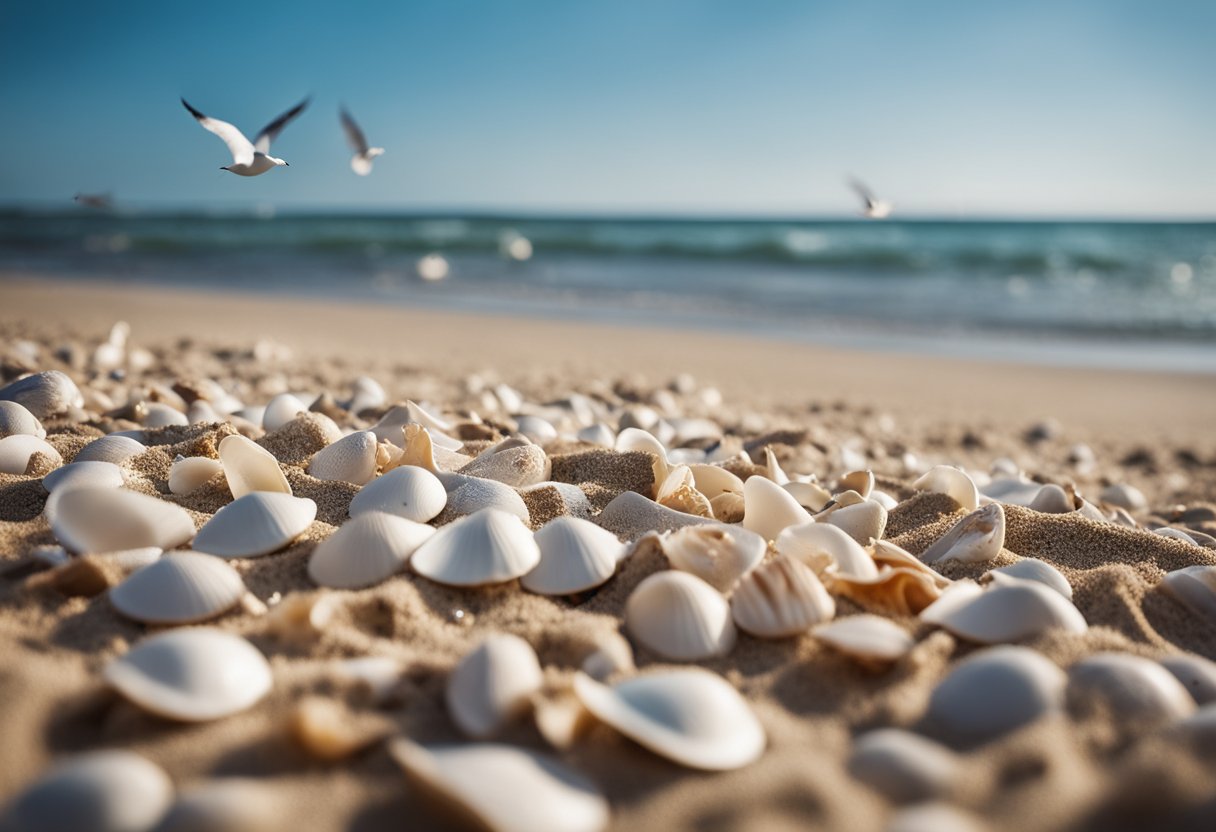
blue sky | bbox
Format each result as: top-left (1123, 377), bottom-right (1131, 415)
top-left (1, 0), bottom-right (1214, 217)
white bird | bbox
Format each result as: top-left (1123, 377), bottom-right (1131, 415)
top-left (181, 97), bottom-right (309, 176)
top-left (848, 177), bottom-right (893, 219)
top-left (340, 107), bottom-right (385, 176)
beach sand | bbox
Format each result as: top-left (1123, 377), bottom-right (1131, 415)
top-left (1, 275), bottom-right (1215, 831)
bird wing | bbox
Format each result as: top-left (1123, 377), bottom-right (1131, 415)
top-left (340, 107), bottom-right (370, 155)
top-left (182, 98), bottom-right (255, 166)
top-left (848, 177), bottom-right (878, 209)
top-left (254, 97), bottom-right (310, 154)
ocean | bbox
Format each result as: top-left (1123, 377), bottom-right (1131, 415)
top-left (2, 210), bottom-right (1214, 372)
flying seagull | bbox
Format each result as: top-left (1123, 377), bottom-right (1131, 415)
top-left (340, 107), bottom-right (385, 176)
top-left (848, 177), bottom-right (893, 219)
top-left (181, 97), bottom-right (309, 176)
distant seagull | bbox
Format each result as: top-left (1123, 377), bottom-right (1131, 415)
top-left (73, 193), bottom-right (112, 210)
top-left (181, 97), bottom-right (309, 176)
top-left (848, 177), bottom-right (893, 219)
top-left (340, 107), bottom-right (385, 175)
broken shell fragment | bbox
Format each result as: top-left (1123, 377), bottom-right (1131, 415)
top-left (411, 508), bottom-right (540, 587)
top-left (349, 465), bottom-right (447, 523)
top-left (51, 487), bottom-right (195, 554)
top-left (813, 614), bottom-right (915, 665)
top-left (308, 511), bottom-right (435, 589)
top-left (307, 430), bottom-right (378, 485)
top-left (521, 517), bottom-right (624, 595)
top-left (217, 434), bottom-right (291, 498)
top-left (776, 522), bottom-right (878, 580)
top-left (742, 475), bottom-right (810, 541)
top-left (731, 555), bottom-right (835, 638)
top-left (110, 551), bottom-right (246, 624)
top-left (914, 466), bottom-right (980, 511)
top-left (193, 492), bottom-right (317, 559)
top-left (625, 570), bottom-right (735, 661)
top-left (167, 455), bottom-right (224, 496)
top-left (595, 490), bottom-right (715, 539)
top-left (446, 634), bottom-right (544, 738)
top-left (816, 498), bottom-right (888, 545)
top-left (920, 504), bottom-right (1006, 566)
top-left (660, 524), bottom-right (766, 593)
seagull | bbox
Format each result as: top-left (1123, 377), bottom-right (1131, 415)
top-left (340, 107), bottom-right (385, 175)
top-left (848, 177), bottom-right (893, 219)
top-left (181, 97), bottom-right (309, 176)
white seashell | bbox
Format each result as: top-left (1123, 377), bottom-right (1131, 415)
top-left (405, 399), bottom-right (454, 433)
top-left (813, 614), bottom-right (914, 664)
top-left (870, 489), bottom-right (898, 510)
top-left (333, 656), bottom-right (403, 704)
top-left (776, 522), bottom-right (878, 580)
top-left (990, 558), bottom-right (1072, 600)
top-left (1067, 652), bottom-right (1196, 726)
top-left (459, 442), bottom-right (550, 487)
top-left (99, 546), bottom-right (164, 573)
top-left (0, 399), bottom-right (45, 439)
top-left (186, 399), bottom-right (220, 424)
top-left (168, 455), bottom-right (224, 496)
top-left (581, 632), bottom-right (635, 680)
top-left (742, 475), bottom-right (810, 540)
top-left (1099, 482), bottom-right (1147, 512)
top-left (436, 471), bottom-right (530, 523)
top-left (921, 578), bottom-right (1086, 644)
top-left (838, 469), bottom-right (874, 498)
top-left (761, 447), bottom-right (789, 485)
top-left (0, 370), bottom-right (83, 419)
top-left (687, 463), bottom-right (744, 501)
top-left (1028, 483), bottom-right (1074, 513)
top-left (914, 465), bottom-right (980, 511)
top-left (654, 464), bottom-right (713, 517)
top-left (446, 634), bottom-right (544, 738)
top-left (217, 434), bottom-right (291, 498)
top-left (514, 415), bottom-right (558, 444)
top-left (625, 570), bottom-right (735, 661)
top-left (262, 392), bottom-right (307, 432)
top-left (920, 504), bottom-right (1005, 565)
top-left (577, 423), bottom-right (616, 448)
top-left (1155, 527), bottom-right (1199, 545)
top-left (344, 375), bottom-right (386, 414)
top-left (51, 487), bottom-right (195, 554)
top-left (731, 555), bottom-right (834, 638)
top-left (573, 669), bottom-right (765, 771)
top-left (308, 511), bottom-right (434, 589)
top-left (982, 476), bottom-right (1041, 506)
top-left (388, 740), bottom-right (610, 832)
top-left (0, 434), bottom-right (62, 474)
top-left (307, 430), bottom-right (377, 485)
top-left (848, 728), bottom-right (959, 804)
top-left (371, 404), bottom-right (461, 448)
top-left (783, 480), bottom-right (833, 512)
top-left (886, 803), bottom-right (986, 832)
top-left (521, 517), bottom-right (624, 595)
top-left (155, 779), bottom-right (280, 832)
top-left (193, 492), bottom-right (316, 559)
top-left (349, 465), bottom-right (447, 523)
top-left (42, 460), bottom-right (123, 494)
top-left (595, 490), bottom-right (715, 539)
top-left (618, 406), bottom-right (659, 432)
top-left (411, 508), bottom-right (540, 586)
top-left (1160, 654), bottom-right (1216, 706)
top-left (73, 434), bottom-right (145, 464)
top-left (926, 645), bottom-right (1067, 745)
top-left (816, 499), bottom-right (888, 546)
top-left (104, 627), bottom-right (272, 721)
top-left (661, 524), bottom-right (766, 592)
top-left (0, 750), bottom-right (173, 832)
top-left (142, 402), bottom-right (188, 428)
top-left (615, 426), bottom-right (670, 485)
top-left (110, 551), bottom-right (246, 624)
top-left (519, 481), bottom-right (593, 519)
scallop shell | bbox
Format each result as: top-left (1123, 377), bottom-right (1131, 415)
top-left (74, 434), bottom-right (145, 464)
top-left (814, 614), bottom-right (915, 665)
top-left (349, 465), bottom-right (447, 523)
top-left (217, 434), bottom-right (291, 498)
top-left (1161, 565), bottom-right (1216, 624)
top-left (926, 645), bottom-right (1067, 746)
top-left (776, 522), bottom-right (878, 580)
top-left (458, 442), bottom-right (550, 488)
top-left (51, 487), bottom-right (195, 554)
top-left (921, 578), bottom-right (1086, 644)
top-left (913, 465), bottom-right (980, 511)
top-left (1067, 652), bottom-right (1196, 726)
top-left (989, 558), bottom-right (1072, 600)
top-left (262, 392), bottom-right (307, 431)
top-left (573, 669), bottom-right (765, 771)
top-left (0, 750), bottom-right (173, 832)
top-left (388, 740), bottom-right (610, 832)
top-left (0, 434), bottom-right (62, 475)
top-left (307, 430), bottom-right (377, 485)
top-left (920, 503), bottom-right (1005, 565)
top-left (731, 555), bottom-right (835, 638)
top-left (411, 508), bottom-right (540, 587)
top-left (154, 779), bottom-right (280, 832)
top-left (110, 551), bottom-right (246, 624)
top-left (521, 517), bottom-right (624, 595)
top-left (848, 728), bottom-right (960, 804)
top-left (42, 460), bottom-right (124, 494)
top-left (594, 490), bottom-right (715, 539)
top-left (168, 455), bottom-right (224, 496)
top-left (0, 370), bottom-right (83, 419)
top-left (446, 634), bottom-right (544, 738)
top-left (0, 399), bottom-right (45, 439)
top-left (193, 492), bottom-right (317, 559)
top-left (742, 475), bottom-right (811, 541)
top-left (308, 511), bottom-right (434, 589)
top-left (1160, 654), bottom-right (1216, 706)
top-left (436, 471), bottom-right (530, 523)
top-left (625, 570), bottom-right (735, 661)
top-left (661, 524), bottom-right (766, 592)
top-left (816, 499), bottom-right (888, 545)
top-left (104, 627), bottom-right (273, 721)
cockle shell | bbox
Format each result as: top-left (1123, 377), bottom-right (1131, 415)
top-left (388, 740), bottom-right (610, 832)
top-left (0, 434), bottom-right (62, 474)
top-left (625, 570), bottom-right (735, 661)
top-left (816, 499), bottom-right (888, 545)
top-left (776, 522), bottom-right (878, 580)
top-left (914, 465), bottom-right (980, 511)
top-left (458, 441), bottom-right (550, 488)
top-left (1067, 653), bottom-right (1196, 726)
top-left (262, 392), bottom-right (307, 432)
top-left (521, 517), bottom-right (624, 595)
top-left (990, 558), bottom-right (1072, 600)
top-left (920, 504), bottom-right (1006, 565)
top-left (573, 669), bottom-right (765, 771)
top-left (595, 490), bottom-right (714, 539)
top-left (0, 370), bottom-right (83, 419)
top-left (0, 400), bottom-right (45, 439)
top-left (308, 511), bottom-right (434, 589)
top-left (307, 429), bottom-right (378, 485)
top-left (0, 750), bottom-right (173, 832)
top-left (104, 627), bottom-right (273, 721)
top-left (731, 555), bottom-right (835, 638)
top-left (110, 551), bottom-right (246, 624)
top-left (436, 471), bottom-right (530, 523)
top-left (42, 460), bottom-right (123, 494)
top-left (217, 434), bottom-right (291, 498)
top-left (661, 524), bottom-right (766, 592)
top-left (446, 634), bottom-right (544, 738)
top-left (921, 578), bottom-right (1086, 644)
top-left (848, 728), bottom-right (960, 804)
top-left (742, 475), bottom-right (811, 541)
top-left (168, 455), bottom-right (224, 496)
top-left (349, 465), bottom-right (447, 523)
top-left (193, 492), bottom-right (317, 559)
top-left (73, 434), bottom-right (145, 464)
top-left (1161, 565), bottom-right (1216, 624)
top-left (411, 508), bottom-right (540, 587)
top-left (814, 614), bottom-right (915, 665)
top-left (51, 487), bottom-right (195, 554)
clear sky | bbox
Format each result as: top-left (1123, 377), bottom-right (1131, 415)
top-left (1, 0), bottom-right (1214, 217)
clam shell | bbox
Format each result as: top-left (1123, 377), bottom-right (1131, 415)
top-left (142, 402), bottom-right (188, 428)
top-left (521, 517), bottom-right (624, 595)
top-left (308, 511), bottom-right (434, 589)
top-left (776, 522), bottom-right (878, 580)
top-left (742, 475), bottom-right (811, 540)
top-left (914, 465), bottom-right (980, 511)
top-left (921, 578), bottom-right (1086, 644)
top-left (446, 634), bottom-right (544, 738)
top-left (731, 555), bottom-right (835, 638)
top-left (436, 471), bottom-right (530, 523)
top-left (926, 645), bottom-right (1067, 745)
top-left (848, 728), bottom-right (959, 804)
top-left (307, 430), bottom-right (377, 485)
top-left (42, 460), bottom-right (124, 494)
top-left (816, 499), bottom-right (888, 545)
top-left (989, 558), bottom-right (1072, 600)
top-left (155, 779), bottom-right (280, 832)
top-left (262, 392), bottom-right (307, 431)
top-left (411, 508), bottom-right (540, 587)
top-left (388, 740), bottom-right (610, 832)
top-left (1160, 654), bottom-right (1216, 705)
top-left (1161, 565), bottom-right (1216, 624)
top-left (625, 570), bottom-right (735, 661)
top-left (104, 627), bottom-right (272, 721)
top-left (0, 370), bottom-right (83, 419)
top-left (0, 399), bottom-right (45, 439)
top-left (168, 455), bottom-right (224, 496)
top-left (573, 669), bottom-right (765, 771)
top-left (1067, 652), bottom-right (1196, 726)
top-left (0, 434), bottom-right (62, 475)
top-left (193, 492), bottom-right (317, 559)
top-left (217, 434), bottom-right (290, 498)
top-left (51, 487), bottom-right (195, 554)
top-left (110, 551), bottom-right (246, 624)
top-left (661, 524), bottom-right (766, 592)
top-left (595, 490), bottom-right (714, 539)
top-left (813, 614), bottom-right (914, 664)
top-left (0, 750), bottom-right (173, 832)
top-left (458, 442), bottom-right (550, 487)
top-left (920, 504), bottom-right (1005, 565)
top-left (349, 465), bottom-right (447, 523)
top-left (74, 434), bottom-right (145, 464)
